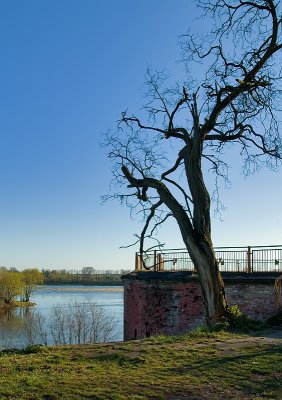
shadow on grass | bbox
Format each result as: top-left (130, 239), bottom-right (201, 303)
top-left (166, 346), bottom-right (282, 396)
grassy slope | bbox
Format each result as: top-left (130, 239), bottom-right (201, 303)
top-left (0, 330), bottom-right (281, 400)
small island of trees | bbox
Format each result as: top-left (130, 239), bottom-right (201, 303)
top-left (0, 267), bottom-right (43, 307)
top-left (0, 266), bottom-right (129, 308)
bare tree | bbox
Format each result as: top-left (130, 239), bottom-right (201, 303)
top-left (49, 300), bottom-right (116, 345)
top-left (106, 0), bottom-right (282, 324)
top-left (22, 309), bottom-right (48, 346)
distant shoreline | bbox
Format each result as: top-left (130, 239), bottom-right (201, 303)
top-left (41, 281), bottom-right (125, 286)
top-left (40, 282), bottom-right (123, 286)
top-left (40, 285), bottom-right (123, 292)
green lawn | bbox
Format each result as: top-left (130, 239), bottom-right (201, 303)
top-left (0, 330), bottom-right (281, 400)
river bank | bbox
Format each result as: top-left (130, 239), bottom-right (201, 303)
top-left (40, 286), bottom-right (123, 292)
top-left (0, 300), bottom-right (35, 310)
top-left (0, 285), bottom-right (124, 349)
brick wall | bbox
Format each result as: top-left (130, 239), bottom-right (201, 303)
top-left (225, 283), bottom-right (278, 320)
top-left (123, 272), bottom-right (281, 340)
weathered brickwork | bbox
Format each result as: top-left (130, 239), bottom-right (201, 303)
top-left (225, 283), bottom-right (278, 320)
top-left (124, 280), bottom-right (205, 340)
top-left (123, 272), bottom-right (281, 340)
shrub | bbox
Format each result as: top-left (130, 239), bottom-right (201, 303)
top-left (227, 305), bottom-right (265, 332)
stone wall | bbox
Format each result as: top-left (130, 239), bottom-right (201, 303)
top-left (123, 272), bottom-right (281, 340)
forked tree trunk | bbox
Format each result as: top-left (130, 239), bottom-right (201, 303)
top-left (182, 135), bottom-right (229, 324)
top-left (122, 165), bottom-right (229, 325)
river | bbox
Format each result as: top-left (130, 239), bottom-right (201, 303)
top-left (0, 285), bottom-right (124, 349)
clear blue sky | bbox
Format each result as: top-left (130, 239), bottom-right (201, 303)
top-left (0, 1), bottom-right (281, 271)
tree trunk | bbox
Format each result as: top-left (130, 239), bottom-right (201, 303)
top-left (170, 202), bottom-right (228, 324)
top-left (157, 182), bottom-right (229, 324)
top-left (180, 136), bottom-right (229, 324)
top-left (183, 236), bottom-right (228, 324)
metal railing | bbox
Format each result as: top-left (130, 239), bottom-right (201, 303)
top-left (135, 245), bottom-right (282, 273)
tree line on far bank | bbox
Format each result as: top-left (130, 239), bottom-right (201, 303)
top-left (42, 267), bottom-right (131, 285)
top-left (0, 267), bottom-right (131, 305)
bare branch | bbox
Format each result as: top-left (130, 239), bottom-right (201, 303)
top-left (105, 0), bottom-right (282, 323)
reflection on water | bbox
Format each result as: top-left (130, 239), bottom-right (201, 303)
top-left (0, 307), bottom-right (32, 348)
top-left (0, 285), bottom-right (124, 349)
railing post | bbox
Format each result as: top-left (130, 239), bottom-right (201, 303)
top-left (158, 254), bottom-right (164, 271)
top-left (247, 246), bottom-right (251, 273)
top-left (275, 276), bottom-right (281, 307)
top-left (154, 250), bottom-right (157, 271)
top-left (135, 253), bottom-right (139, 271)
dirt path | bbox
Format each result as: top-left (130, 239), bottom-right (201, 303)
top-left (212, 326), bottom-right (282, 352)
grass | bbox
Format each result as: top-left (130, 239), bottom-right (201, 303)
top-left (0, 329), bottom-right (281, 400)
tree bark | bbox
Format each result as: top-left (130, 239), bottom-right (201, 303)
top-left (169, 133), bottom-right (228, 323)
top-left (181, 234), bottom-right (228, 325)
top-left (163, 191), bottom-right (228, 324)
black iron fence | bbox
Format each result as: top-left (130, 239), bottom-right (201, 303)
top-left (135, 245), bottom-right (282, 273)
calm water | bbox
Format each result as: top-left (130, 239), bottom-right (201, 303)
top-left (0, 285), bottom-right (124, 349)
